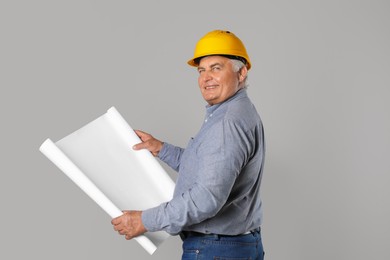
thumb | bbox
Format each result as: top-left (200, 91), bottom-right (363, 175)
top-left (133, 141), bottom-right (148, 150)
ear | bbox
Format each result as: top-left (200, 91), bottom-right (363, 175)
top-left (238, 65), bottom-right (248, 83)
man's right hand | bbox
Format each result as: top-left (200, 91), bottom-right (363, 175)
top-left (133, 130), bottom-right (163, 157)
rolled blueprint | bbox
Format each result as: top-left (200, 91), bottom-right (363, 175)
top-left (39, 107), bottom-right (175, 255)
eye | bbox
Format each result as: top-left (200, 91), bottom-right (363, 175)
top-left (212, 66), bottom-right (221, 71)
top-left (198, 68), bottom-right (205, 74)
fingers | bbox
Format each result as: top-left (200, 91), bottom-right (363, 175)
top-left (111, 215), bottom-right (121, 225)
top-left (111, 212), bottom-right (128, 232)
top-left (134, 130), bottom-right (153, 144)
top-left (133, 130), bottom-right (152, 150)
top-left (112, 220), bottom-right (122, 233)
top-left (111, 211), bottom-right (147, 240)
top-left (134, 130), bottom-right (148, 139)
top-left (132, 130), bottom-right (163, 156)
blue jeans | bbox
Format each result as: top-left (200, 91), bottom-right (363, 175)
top-left (181, 230), bottom-right (264, 260)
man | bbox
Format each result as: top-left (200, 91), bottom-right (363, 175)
top-left (112, 30), bottom-right (265, 259)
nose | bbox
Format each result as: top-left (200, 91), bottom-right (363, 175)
top-left (200, 70), bottom-right (213, 82)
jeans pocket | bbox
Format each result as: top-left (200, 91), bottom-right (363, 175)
top-left (182, 249), bottom-right (200, 260)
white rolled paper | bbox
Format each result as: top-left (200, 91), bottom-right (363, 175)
top-left (39, 138), bottom-right (124, 218)
top-left (39, 107), bottom-right (175, 255)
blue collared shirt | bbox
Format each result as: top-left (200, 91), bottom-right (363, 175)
top-left (142, 89), bottom-right (265, 235)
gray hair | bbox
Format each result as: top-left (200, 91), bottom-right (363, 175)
top-left (230, 59), bottom-right (249, 88)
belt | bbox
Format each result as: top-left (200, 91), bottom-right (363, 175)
top-left (180, 227), bottom-right (260, 240)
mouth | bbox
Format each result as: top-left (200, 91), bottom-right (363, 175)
top-left (204, 85), bottom-right (217, 90)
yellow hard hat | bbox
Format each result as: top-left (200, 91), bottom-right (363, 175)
top-left (187, 30), bottom-right (251, 70)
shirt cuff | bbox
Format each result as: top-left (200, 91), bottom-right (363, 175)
top-left (142, 206), bottom-right (163, 232)
top-left (157, 142), bottom-right (171, 161)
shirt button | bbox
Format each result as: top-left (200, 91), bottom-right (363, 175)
top-left (196, 250), bottom-right (200, 254)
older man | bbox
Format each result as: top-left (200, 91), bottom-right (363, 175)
top-left (112, 30), bottom-right (265, 259)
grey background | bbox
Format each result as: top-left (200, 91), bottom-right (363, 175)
top-left (1, 0), bottom-right (389, 259)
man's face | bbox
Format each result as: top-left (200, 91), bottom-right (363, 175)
top-left (197, 55), bottom-right (247, 106)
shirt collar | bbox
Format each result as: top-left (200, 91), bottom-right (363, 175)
top-left (205, 88), bottom-right (248, 114)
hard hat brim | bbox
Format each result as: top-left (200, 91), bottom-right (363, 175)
top-left (187, 54), bottom-right (251, 70)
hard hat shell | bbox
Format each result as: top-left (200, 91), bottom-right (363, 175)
top-left (188, 30), bottom-right (251, 70)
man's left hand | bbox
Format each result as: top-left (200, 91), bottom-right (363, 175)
top-left (111, 211), bottom-right (147, 240)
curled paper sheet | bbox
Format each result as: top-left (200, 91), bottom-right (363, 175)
top-left (39, 107), bottom-right (175, 255)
